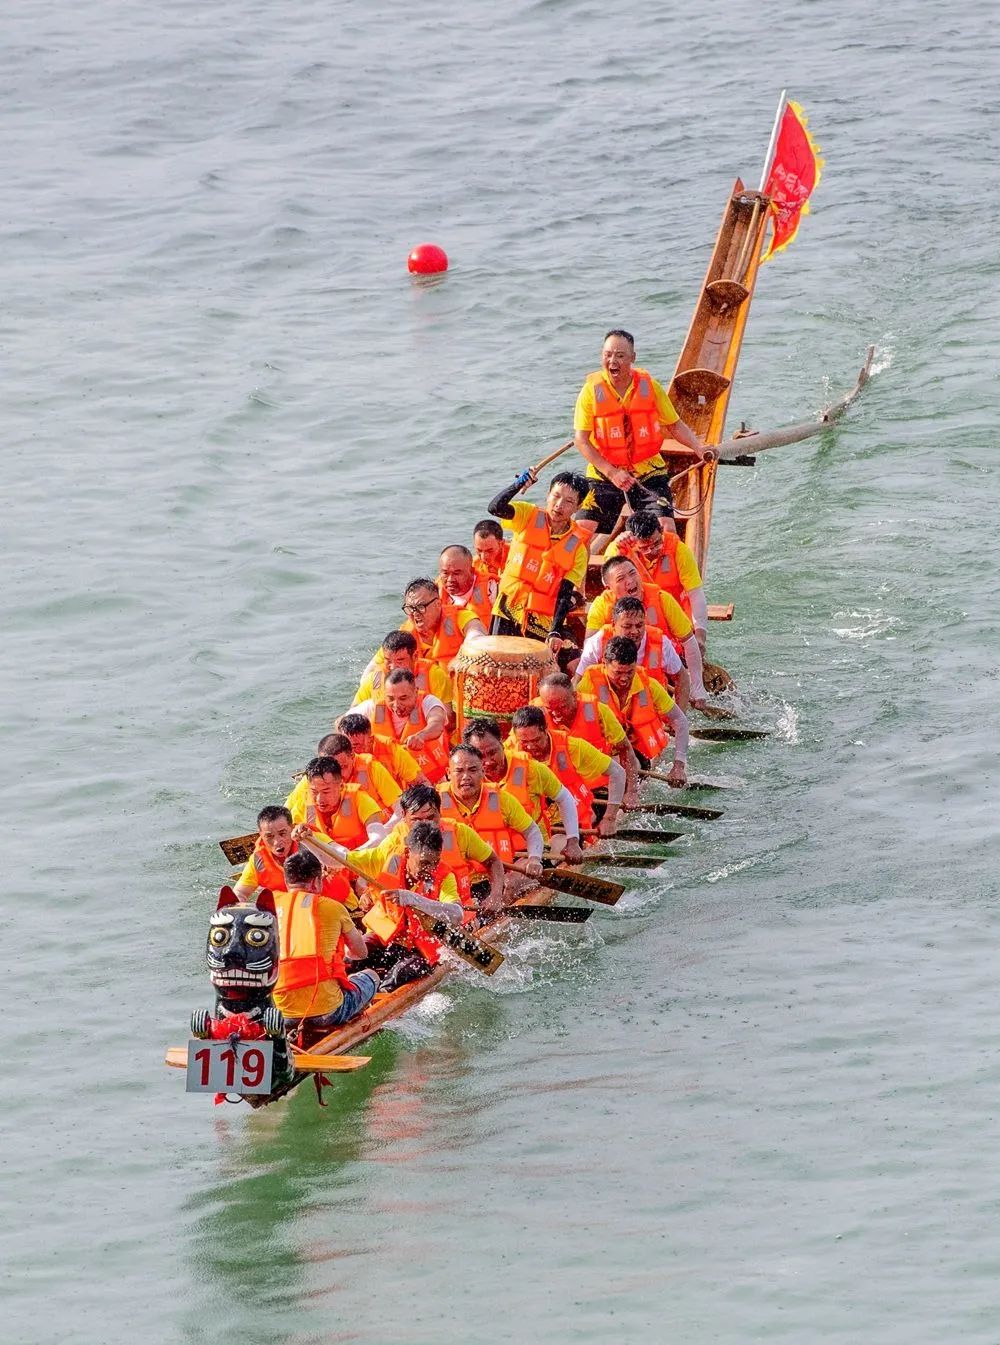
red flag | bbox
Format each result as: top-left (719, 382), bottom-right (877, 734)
top-left (761, 100), bottom-right (823, 262)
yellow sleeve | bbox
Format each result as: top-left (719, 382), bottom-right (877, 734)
top-left (284, 777), bottom-right (309, 825)
top-left (568, 737), bottom-right (612, 782)
top-left (585, 592), bottom-right (611, 633)
top-left (389, 742), bottom-right (422, 785)
top-left (576, 667), bottom-right (599, 698)
top-left (649, 678), bottom-right (676, 716)
top-left (659, 591), bottom-right (693, 641)
top-left (237, 856), bottom-right (258, 889)
top-left (675, 539), bottom-right (702, 591)
top-left (455, 607), bottom-right (482, 637)
top-left (651, 377), bottom-right (680, 427)
top-left (573, 379), bottom-right (597, 434)
top-left (597, 703), bottom-right (626, 747)
top-left (499, 790), bottom-right (535, 835)
top-left (508, 500), bottom-right (537, 536)
top-left (529, 761), bottom-right (564, 802)
top-left (356, 791), bottom-right (382, 827)
top-left (319, 899), bottom-right (355, 954)
top-left (352, 671), bottom-right (375, 706)
top-left (438, 872), bottom-right (460, 904)
top-left (345, 837), bottom-right (393, 879)
top-left (368, 760), bottom-right (402, 810)
top-left (429, 663), bottom-right (454, 704)
top-left (566, 539), bottom-right (589, 593)
top-left (456, 821), bottom-right (494, 865)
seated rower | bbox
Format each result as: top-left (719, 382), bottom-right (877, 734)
top-left (353, 629), bottom-right (453, 710)
top-left (285, 755), bottom-right (387, 848)
top-left (271, 850), bottom-right (379, 1038)
top-left (509, 705), bottom-right (626, 841)
top-left (440, 744), bottom-right (546, 897)
top-left (587, 556), bottom-right (708, 706)
top-left (286, 733), bottom-right (404, 826)
top-left (575, 594), bottom-right (690, 708)
top-left (349, 821), bottom-right (464, 993)
top-left (486, 470), bottom-right (589, 648)
top-left (367, 781), bottom-right (505, 908)
top-left (233, 805), bottom-right (353, 905)
top-left (336, 712), bottom-right (427, 790)
top-left (438, 545), bottom-right (494, 627)
top-left (462, 718), bottom-right (583, 864)
top-left (577, 636), bottom-right (690, 785)
top-left (472, 518), bottom-right (509, 585)
top-left (353, 669), bottom-right (450, 785)
top-left (535, 671), bottom-right (641, 808)
top-left (605, 510), bottom-right (708, 650)
top-left (399, 576), bottom-right (487, 674)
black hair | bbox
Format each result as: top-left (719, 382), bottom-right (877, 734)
top-left (439, 544), bottom-right (473, 562)
top-left (305, 755), bottom-right (342, 781)
top-left (283, 850), bottom-right (322, 886)
top-left (625, 511), bottom-right (661, 539)
top-left (463, 718), bottom-right (504, 746)
top-left (538, 671), bottom-right (574, 692)
top-left (382, 630), bottom-right (418, 655)
top-left (450, 742), bottom-right (483, 762)
top-left (549, 470), bottom-right (585, 503)
top-left (601, 554), bottom-right (636, 583)
top-left (257, 805), bottom-right (293, 828)
top-left (403, 577), bottom-right (439, 602)
top-left (612, 596), bottom-right (646, 619)
top-left (604, 328), bottom-right (635, 348)
top-left (407, 820), bottom-right (443, 854)
top-left (317, 732), bottom-right (351, 756)
top-left (511, 705), bottom-right (547, 732)
top-left (337, 713), bottom-right (371, 736)
top-left (604, 636), bottom-right (639, 665)
top-left (399, 783), bottom-right (441, 814)
top-left (385, 668), bottom-right (415, 687)
top-left (473, 519), bottom-right (504, 542)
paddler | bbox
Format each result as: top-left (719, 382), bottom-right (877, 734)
top-left (353, 630), bottom-right (453, 711)
top-left (572, 328), bottom-right (710, 551)
top-left (285, 755), bottom-right (387, 848)
top-left (472, 518), bottom-right (509, 583)
top-left (605, 510), bottom-right (708, 651)
top-left (438, 545), bottom-right (495, 627)
top-left (509, 704), bottom-right (626, 840)
top-left (439, 744), bottom-right (547, 894)
top-left (272, 850), bottom-right (380, 1035)
top-left (335, 712), bottom-right (427, 789)
top-left (485, 470), bottom-right (589, 647)
top-left (363, 782), bottom-right (506, 908)
top-left (577, 635), bottom-right (690, 785)
top-left (575, 594), bottom-right (690, 708)
top-left (348, 820), bottom-right (464, 993)
top-left (587, 555), bottom-right (708, 707)
top-left (353, 669), bottom-right (450, 784)
top-left (534, 671), bottom-right (642, 809)
top-left (285, 733), bottom-right (404, 824)
top-left (462, 718), bottom-right (584, 863)
top-left (399, 576), bottom-right (487, 673)
top-left (233, 805), bottom-right (353, 906)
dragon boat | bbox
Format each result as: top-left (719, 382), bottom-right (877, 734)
top-left (166, 99), bottom-right (874, 1108)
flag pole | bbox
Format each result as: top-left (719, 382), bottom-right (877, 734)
top-left (758, 88), bottom-right (788, 192)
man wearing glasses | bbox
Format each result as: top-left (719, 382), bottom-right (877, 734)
top-left (399, 577), bottom-right (487, 673)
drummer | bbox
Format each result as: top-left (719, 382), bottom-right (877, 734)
top-left (353, 630), bottom-right (453, 711)
top-left (587, 555), bottom-right (708, 707)
top-left (462, 718), bottom-right (584, 864)
top-left (353, 670), bottom-right (450, 784)
top-left (509, 705), bottom-right (626, 840)
top-left (485, 470), bottom-right (589, 647)
top-left (440, 745), bottom-right (547, 899)
top-left (534, 671), bottom-right (642, 808)
top-left (576, 635), bottom-right (690, 785)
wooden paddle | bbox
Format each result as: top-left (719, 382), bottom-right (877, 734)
top-left (299, 834), bottom-right (504, 976)
top-left (638, 771), bottom-right (739, 793)
top-left (504, 860), bottom-right (624, 906)
top-left (603, 826), bottom-right (686, 844)
top-left (220, 833), bottom-right (257, 865)
top-left (575, 854), bottom-right (670, 870)
top-left (465, 904), bottom-right (592, 924)
top-left (703, 659), bottom-right (736, 695)
top-left (626, 801), bottom-right (724, 821)
top-left (690, 726), bottom-right (769, 742)
top-left (514, 440), bottom-right (573, 494)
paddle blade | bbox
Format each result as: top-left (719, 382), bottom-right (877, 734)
top-left (542, 867), bottom-right (625, 906)
top-left (611, 827), bottom-right (686, 844)
top-left (220, 833), bottom-right (256, 865)
top-left (413, 911), bottom-right (504, 975)
top-left (626, 802), bottom-right (724, 821)
top-left (690, 726), bottom-right (769, 742)
top-left (580, 853), bottom-right (670, 870)
top-left (504, 905), bottom-right (592, 923)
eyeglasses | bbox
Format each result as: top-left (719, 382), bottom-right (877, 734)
top-left (402, 598), bottom-right (439, 617)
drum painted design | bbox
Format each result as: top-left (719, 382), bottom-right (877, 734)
top-left (452, 636), bottom-right (556, 731)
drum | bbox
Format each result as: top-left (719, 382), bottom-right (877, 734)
top-left (452, 636), bottom-right (556, 734)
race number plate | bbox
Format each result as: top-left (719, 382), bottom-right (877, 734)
top-left (185, 1039), bottom-right (274, 1095)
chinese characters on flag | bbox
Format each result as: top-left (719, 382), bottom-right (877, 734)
top-left (761, 100), bottom-right (823, 262)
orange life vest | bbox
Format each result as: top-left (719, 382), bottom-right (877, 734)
top-left (584, 666), bottom-right (670, 760)
top-left (251, 838), bottom-right (351, 903)
top-left (305, 783), bottom-right (372, 850)
top-left (533, 692), bottom-right (611, 754)
top-left (274, 890), bottom-right (355, 997)
top-left (439, 783), bottom-right (522, 861)
top-left (368, 737), bottom-right (419, 786)
top-left (402, 601), bottom-right (465, 669)
top-left (369, 655), bottom-right (437, 699)
top-left (614, 532), bottom-right (692, 618)
top-left (542, 728), bottom-right (596, 830)
top-left (372, 698), bottom-right (449, 784)
top-left (474, 546), bottom-right (508, 581)
top-left (597, 622), bottom-right (669, 686)
top-left (346, 753), bottom-right (391, 817)
top-left (362, 854), bottom-right (449, 964)
top-left (588, 368), bottom-right (664, 469)
top-left (498, 506), bottom-right (586, 618)
top-left (438, 575), bottom-right (493, 627)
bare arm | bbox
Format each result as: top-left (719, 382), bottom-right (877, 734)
top-left (618, 739), bottom-right (641, 807)
top-left (343, 924), bottom-right (369, 961)
top-left (597, 760), bottom-right (627, 837)
top-left (664, 418), bottom-right (708, 459)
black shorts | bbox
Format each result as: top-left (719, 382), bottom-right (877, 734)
top-left (576, 470), bottom-right (675, 535)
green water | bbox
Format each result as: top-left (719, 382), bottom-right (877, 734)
top-left (5, 1), bottom-right (1000, 1341)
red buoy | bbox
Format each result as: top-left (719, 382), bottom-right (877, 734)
top-left (407, 243), bottom-right (448, 275)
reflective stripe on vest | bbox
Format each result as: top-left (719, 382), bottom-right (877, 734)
top-left (588, 369), bottom-right (664, 469)
top-left (498, 505), bottom-right (585, 619)
top-left (440, 784), bottom-right (518, 862)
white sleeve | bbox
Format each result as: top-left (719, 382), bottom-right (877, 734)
top-left (659, 639), bottom-right (683, 676)
top-left (688, 586), bottom-right (708, 634)
top-left (573, 632), bottom-right (604, 683)
top-left (682, 635), bottom-right (707, 702)
top-left (421, 694), bottom-right (446, 717)
top-left (353, 699), bottom-right (376, 724)
top-left (553, 786), bottom-right (580, 841)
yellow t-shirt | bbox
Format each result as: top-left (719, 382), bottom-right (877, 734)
top-left (563, 736), bottom-right (613, 786)
top-left (271, 891), bottom-right (356, 1020)
top-left (577, 668), bottom-right (676, 720)
top-left (353, 659), bottom-right (453, 708)
top-left (285, 759), bottom-right (401, 818)
top-left (594, 702), bottom-right (627, 749)
top-left (446, 786), bottom-right (536, 840)
top-left (284, 784), bottom-right (382, 835)
top-left (345, 838), bottom-right (460, 905)
top-left (574, 370), bottom-right (679, 480)
top-left (605, 535), bottom-right (702, 593)
top-left (585, 587), bottom-right (693, 642)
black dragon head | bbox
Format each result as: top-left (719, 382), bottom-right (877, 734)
top-left (207, 888), bottom-right (279, 1007)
